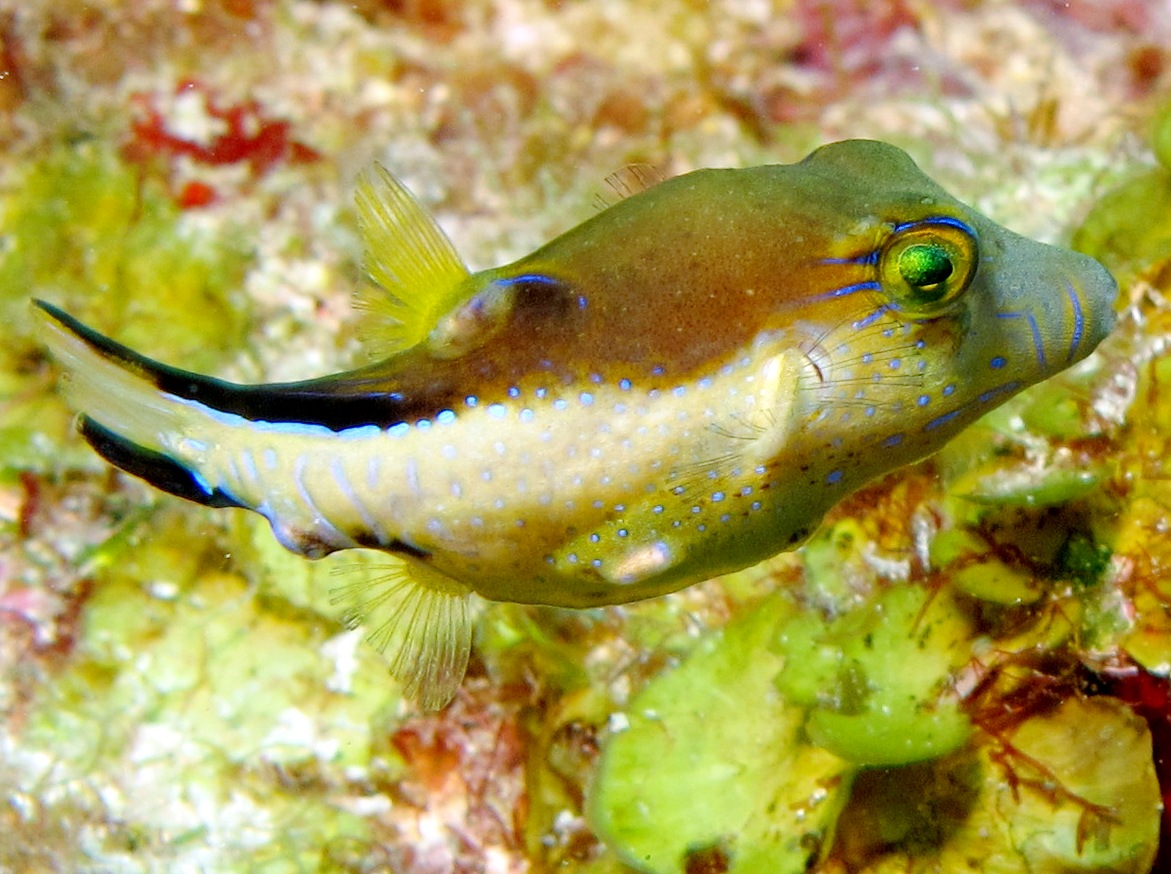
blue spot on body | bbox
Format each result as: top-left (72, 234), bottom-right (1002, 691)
top-left (487, 404), bottom-right (507, 419)
top-left (883, 433), bottom-right (904, 447)
top-left (580, 392), bottom-right (594, 405)
top-left (917, 395), bottom-right (930, 407)
top-left (990, 356), bottom-right (1006, 369)
top-left (387, 422), bottom-right (409, 438)
top-left (826, 469), bottom-right (843, 485)
top-left (943, 384), bottom-right (956, 396)
top-left (889, 358), bottom-right (901, 370)
top-left (619, 378), bottom-right (632, 391)
top-left (617, 529), bottom-right (629, 538)
top-left (553, 398), bottom-right (568, 411)
top-left (437, 409), bottom-right (456, 425)
top-left (519, 408), bottom-right (534, 423)
top-left (712, 491), bottom-right (725, 502)
top-left (508, 385), bottom-right (520, 398)
top-left (416, 419), bottom-right (432, 431)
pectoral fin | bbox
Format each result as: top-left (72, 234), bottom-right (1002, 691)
top-left (332, 558), bottom-right (479, 711)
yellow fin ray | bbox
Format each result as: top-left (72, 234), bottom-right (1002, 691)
top-left (592, 163), bottom-right (667, 210)
top-left (354, 164), bottom-right (471, 358)
top-left (31, 301), bottom-right (199, 454)
top-left (332, 558), bottom-right (478, 711)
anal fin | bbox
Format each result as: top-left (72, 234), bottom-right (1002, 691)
top-left (332, 557), bottom-right (479, 711)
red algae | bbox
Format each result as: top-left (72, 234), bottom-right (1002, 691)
top-left (124, 80), bottom-right (320, 207)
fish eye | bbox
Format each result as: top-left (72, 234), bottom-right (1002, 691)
top-left (898, 243), bottom-right (952, 287)
top-left (879, 219), bottom-right (977, 316)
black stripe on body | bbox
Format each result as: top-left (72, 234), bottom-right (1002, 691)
top-left (35, 299), bottom-right (431, 432)
top-left (36, 277), bottom-right (582, 433)
top-left (79, 415), bottom-right (245, 509)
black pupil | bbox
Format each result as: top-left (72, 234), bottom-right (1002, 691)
top-left (899, 244), bottom-right (953, 288)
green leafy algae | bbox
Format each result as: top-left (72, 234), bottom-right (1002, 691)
top-left (774, 580), bottom-right (972, 767)
top-left (1072, 101), bottom-right (1171, 289)
top-left (589, 594), bottom-right (853, 874)
top-left (833, 698), bottom-right (1159, 873)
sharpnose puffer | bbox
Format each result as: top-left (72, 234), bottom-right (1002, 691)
top-left (34, 140), bottom-right (1117, 709)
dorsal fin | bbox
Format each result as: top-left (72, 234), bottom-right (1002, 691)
top-left (592, 163), bottom-right (667, 210)
top-left (353, 164), bottom-right (471, 357)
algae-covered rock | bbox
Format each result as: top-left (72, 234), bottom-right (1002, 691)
top-left (1072, 101), bottom-right (1171, 289)
top-left (589, 594), bottom-right (853, 874)
top-left (10, 506), bottom-right (401, 872)
top-left (830, 697), bottom-right (1159, 873)
top-left (774, 582), bottom-right (972, 767)
top-left (0, 141), bottom-right (254, 476)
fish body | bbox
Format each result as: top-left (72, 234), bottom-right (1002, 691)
top-left (35, 140), bottom-right (1117, 708)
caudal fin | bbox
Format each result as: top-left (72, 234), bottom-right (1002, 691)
top-left (32, 299), bottom-right (242, 507)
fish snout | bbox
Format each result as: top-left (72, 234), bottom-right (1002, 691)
top-left (1055, 254), bottom-right (1117, 369)
top-left (990, 247), bottom-right (1117, 380)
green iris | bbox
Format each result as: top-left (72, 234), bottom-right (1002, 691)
top-left (898, 243), bottom-right (953, 288)
top-left (879, 220), bottom-right (977, 316)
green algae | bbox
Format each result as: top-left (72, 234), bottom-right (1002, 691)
top-left (1072, 101), bottom-right (1171, 288)
top-left (774, 580), bottom-right (973, 767)
top-left (834, 698), bottom-right (1158, 874)
top-left (589, 593), bottom-right (852, 874)
top-left (10, 504), bottom-right (401, 872)
top-left (0, 140), bottom-right (253, 475)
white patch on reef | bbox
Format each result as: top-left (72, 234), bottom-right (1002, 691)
top-left (322, 628), bottom-right (363, 694)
